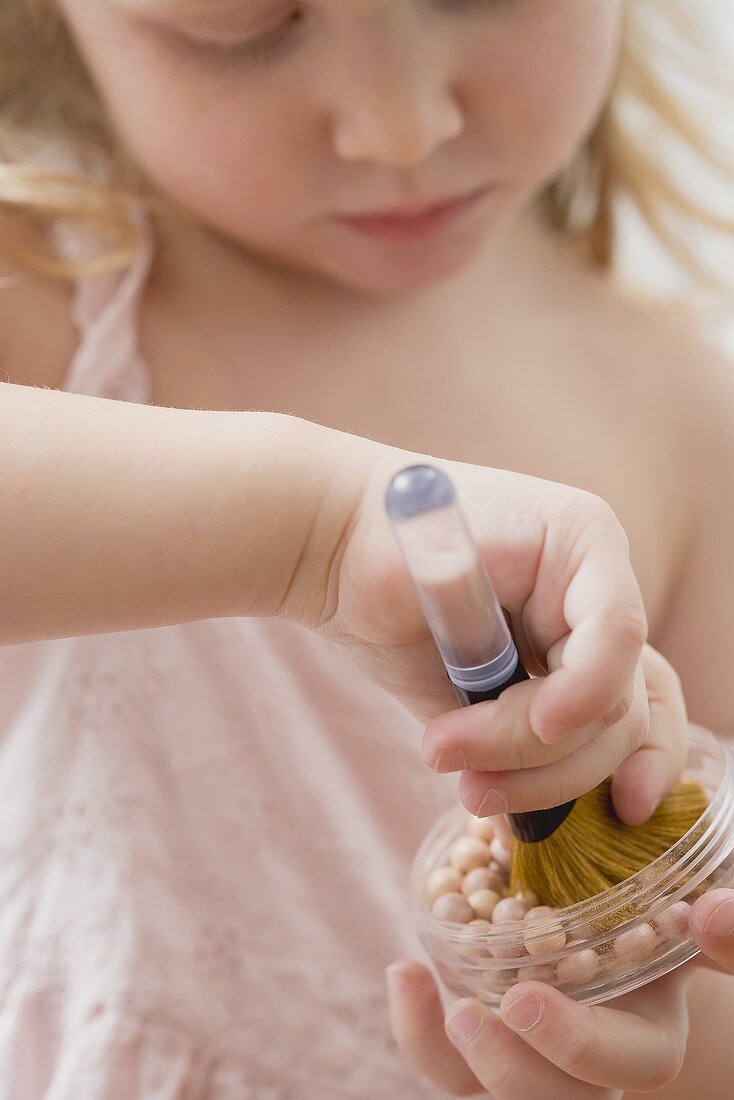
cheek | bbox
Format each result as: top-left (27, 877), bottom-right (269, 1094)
top-left (468, 1), bottom-right (623, 184)
top-left (131, 95), bottom-right (311, 236)
top-left (60, 4), bottom-right (313, 233)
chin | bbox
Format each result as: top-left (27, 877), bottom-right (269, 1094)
top-left (303, 237), bottom-right (489, 298)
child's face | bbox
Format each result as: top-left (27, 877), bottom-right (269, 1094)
top-left (59, 0), bottom-right (623, 294)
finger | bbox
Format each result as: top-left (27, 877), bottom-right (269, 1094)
top-left (611, 646), bottom-right (687, 825)
top-left (499, 975), bottom-right (687, 1092)
top-left (423, 678), bottom-right (592, 774)
top-left (689, 890), bottom-right (734, 972)
top-left (444, 996), bottom-right (608, 1100)
top-left (422, 677), bottom-right (633, 776)
top-left (385, 961), bottom-right (481, 1096)
top-left (458, 704), bottom-right (645, 815)
top-left (526, 506), bottom-right (647, 744)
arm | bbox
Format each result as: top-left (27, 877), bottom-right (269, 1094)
top-left (0, 382), bottom-right (374, 644)
top-left (2, 378), bottom-right (656, 772)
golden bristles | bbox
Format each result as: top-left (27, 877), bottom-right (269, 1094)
top-left (511, 779), bottom-right (710, 910)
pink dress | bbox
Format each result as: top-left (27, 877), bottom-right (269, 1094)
top-left (0, 197), bottom-right (459, 1097)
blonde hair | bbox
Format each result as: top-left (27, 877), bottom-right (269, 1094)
top-left (0, 0), bottom-right (732, 292)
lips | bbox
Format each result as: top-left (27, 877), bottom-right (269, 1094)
top-left (335, 185), bottom-right (491, 242)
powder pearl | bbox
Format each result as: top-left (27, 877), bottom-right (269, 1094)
top-left (522, 964), bottom-right (556, 983)
top-left (432, 891), bottom-right (474, 924)
top-left (525, 906), bottom-right (554, 922)
top-left (456, 918), bottom-right (492, 957)
top-left (655, 901), bottom-right (691, 939)
top-left (449, 835), bottom-right (490, 873)
top-left (478, 968), bottom-right (517, 993)
top-left (488, 861), bottom-right (511, 893)
top-left (467, 815), bottom-right (496, 842)
top-left (468, 888), bottom-right (502, 921)
top-left (426, 866), bottom-right (463, 903)
top-left (492, 897), bottom-right (530, 924)
top-left (524, 920), bottom-right (567, 957)
top-left (557, 949), bottom-right (600, 986)
top-left (515, 891), bottom-right (540, 909)
top-left (568, 923), bottom-right (596, 945)
top-left (487, 923), bottom-right (526, 960)
top-left (614, 924), bottom-right (658, 963)
top-left (461, 867), bottom-right (505, 897)
top-left (489, 837), bottom-right (511, 871)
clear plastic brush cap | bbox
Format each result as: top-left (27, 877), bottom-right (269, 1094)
top-left (385, 465), bottom-right (518, 693)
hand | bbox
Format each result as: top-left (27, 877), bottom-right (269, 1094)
top-left (426, 643), bottom-right (687, 827)
top-left (384, 883), bottom-right (734, 1099)
top-left (310, 445), bottom-right (654, 821)
top-left (385, 959), bottom-right (689, 1098)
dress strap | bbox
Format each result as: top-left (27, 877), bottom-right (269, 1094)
top-left (53, 203), bottom-right (155, 404)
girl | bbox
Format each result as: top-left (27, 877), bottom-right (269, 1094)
top-left (1, 1), bottom-right (734, 1098)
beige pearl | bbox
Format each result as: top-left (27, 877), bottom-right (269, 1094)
top-left (492, 897), bottom-right (530, 924)
top-left (613, 924), bottom-right (658, 963)
top-left (490, 837), bottom-right (511, 871)
top-left (515, 891), bottom-right (540, 909)
top-left (449, 835), bottom-right (490, 873)
top-left (461, 866), bottom-right (505, 897)
top-left (487, 861), bottom-right (512, 896)
top-left (524, 906), bottom-right (554, 922)
top-left (567, 923), bottom-right (596, 945)
top-left (432, 891), bottom-right (474, 923)
top-left (456, 918), bottom-right (492, 958)
top-left (524, 919), bottom-right (567, 957)
top-left (557, 949), bottom-right (600, 986)
top-left (426, 866), bottom-right (463, 902)
top-left (467, 815), bottom-right (496, 842)
top-left (468, 888), bottom-right (502, 921)
top-left (522, 964), bottom-right (557, 983)
top-left (487, 923), bottom-right (527, 960)
top-left (655, 901), bottom-right (691, 939)
top-left (478, 968), bottom-right (518, 993)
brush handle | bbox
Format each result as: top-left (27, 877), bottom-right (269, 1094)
top-left (448, 656), bottom-right (531, 705)
top-left (450, 657), bottom-right (577, 844)
top-left (382, 465), bottom-right (576, 844)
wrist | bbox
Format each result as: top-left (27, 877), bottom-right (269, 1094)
top-left (272, 416), bottom-right (378, 631)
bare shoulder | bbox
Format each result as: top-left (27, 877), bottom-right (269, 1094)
top-left (582, 279), bottom-right (734, 730)
top-left (563, 268), bottom-right (734, 475)
top-left (0, 208), bottom-right (78, 389)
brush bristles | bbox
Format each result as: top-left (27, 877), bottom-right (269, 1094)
top-left (510, 780), bottom-right (709, 909)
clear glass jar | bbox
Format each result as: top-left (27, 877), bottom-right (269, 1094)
top-left (412, 726), bottom-right (734, 1007)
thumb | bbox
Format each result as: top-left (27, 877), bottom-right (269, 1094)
top-left (689, 889), bottom-right (734, 972)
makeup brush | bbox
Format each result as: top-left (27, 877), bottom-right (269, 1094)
top-left (385, 464), bottom-right (708, 909)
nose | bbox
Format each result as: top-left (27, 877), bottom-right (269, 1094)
top-left (330, 29), bottom-right (465, 168)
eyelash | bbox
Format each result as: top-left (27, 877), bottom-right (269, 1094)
top-left (177, 12), bottom-right (302, 71)
top-left (188, 0), bottom-right (514, 72)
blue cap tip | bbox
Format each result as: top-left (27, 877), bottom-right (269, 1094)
top-left (385, 465), bottom-right (455, 521)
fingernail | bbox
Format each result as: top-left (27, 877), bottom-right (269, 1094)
top-left (535, 721), bottom-right (569, 745)
top-left (385, 963), bottom-right (413, 998)
top-left (704, 899), bottom-right (734, 939)
top-left (433, 748), bottom-right (468, 773)
top-left (475, 788), bottom-right (508, 817)
top-left (501, 992), bottom-right (544, 1032)
top-left (446, 1004), bottom-right (484, 1045)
